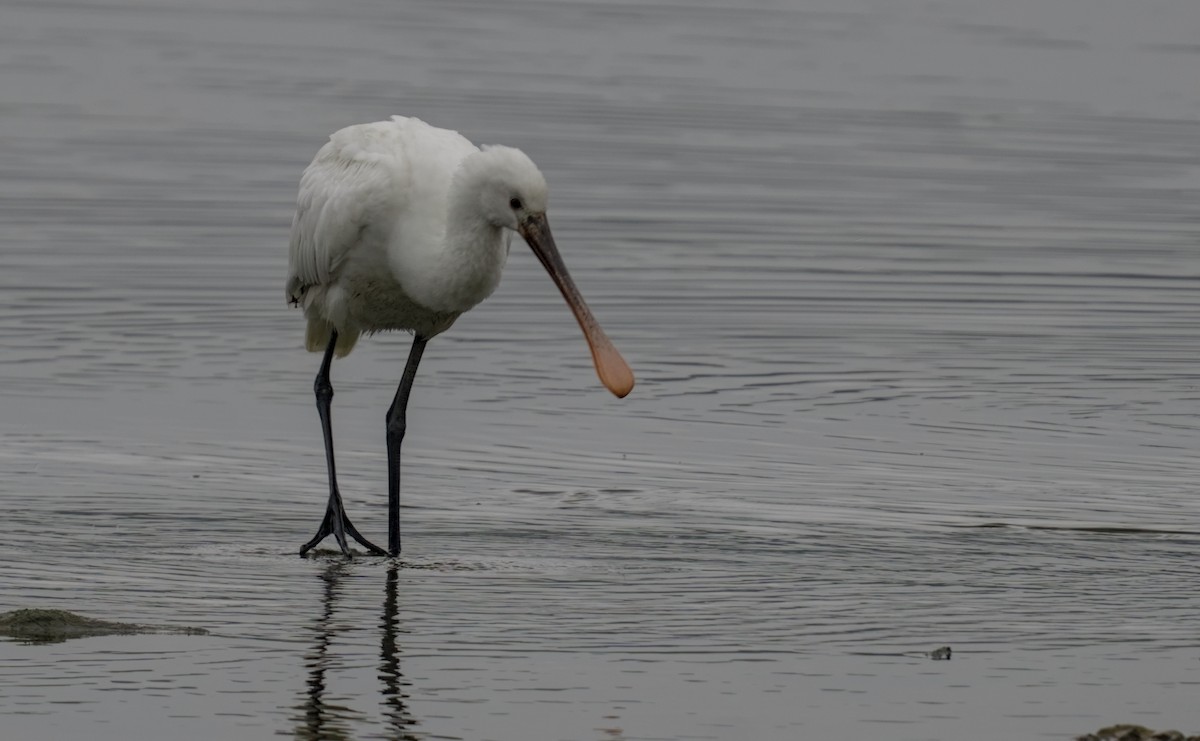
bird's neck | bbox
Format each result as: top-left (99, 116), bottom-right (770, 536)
top-left (414, 180), bottom-right (507, 313)
top-left (444, 185), bottom-right (500, 254)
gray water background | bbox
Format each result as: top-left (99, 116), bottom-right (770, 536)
top-left (2, 0), bottom-right (1200, 739)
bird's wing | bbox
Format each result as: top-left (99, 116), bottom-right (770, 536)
top-left (285, 123), bottom-right (409, 303)
top-left (286, 118), bottom-right (480, 304)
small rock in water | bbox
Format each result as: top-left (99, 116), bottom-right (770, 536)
top-left (1076, 724), bottom-right (1199, 741)
top-left (928, 646), bottom-right (952, 660)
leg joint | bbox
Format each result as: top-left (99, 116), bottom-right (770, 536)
top-left (385, 411), bottom-right (406, 440)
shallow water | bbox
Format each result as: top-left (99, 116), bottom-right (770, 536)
top-left (3, 0), bottom-right (1200, 739)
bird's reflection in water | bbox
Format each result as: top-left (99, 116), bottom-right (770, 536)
top-left (293, 559), bottom-right (358, 740)
top-left (293, 560), bottom-right (419, 741)
top-left (379, 564), bottom-right (420, 739)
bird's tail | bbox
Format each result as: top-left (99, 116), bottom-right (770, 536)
top-left (305, 318), bottom-right (360, 358)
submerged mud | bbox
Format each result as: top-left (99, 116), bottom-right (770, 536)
top-left (0, 609), bottom-right (208, 644)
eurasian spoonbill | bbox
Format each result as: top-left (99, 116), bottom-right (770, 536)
top-left (286, 116), bottom-right (634, 558)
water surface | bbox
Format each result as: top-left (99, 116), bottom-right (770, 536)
top-left (3, 0), bottom-right (1200, 739)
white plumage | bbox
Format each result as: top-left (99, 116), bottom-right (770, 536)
top-left (286, 115), bottom-right (633, 558)
top-left (287, 116), bottom-right (546, 356)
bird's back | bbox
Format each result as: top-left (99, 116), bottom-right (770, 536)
top-left (326, 116), bottom-right (477, 225)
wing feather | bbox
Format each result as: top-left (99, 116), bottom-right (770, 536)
top-left (285, 126), bottom-right (406, 304)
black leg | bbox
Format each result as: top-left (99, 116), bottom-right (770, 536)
top-left (385, 335), bottom-right (428, 557)
top-left (300, 329), bottom-right (387, 557)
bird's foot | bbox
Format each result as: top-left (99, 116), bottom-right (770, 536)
top-left (299, 494), bottom-right (387, 557)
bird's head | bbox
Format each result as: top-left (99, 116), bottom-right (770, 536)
top-left (468, 145), bottom-right (549, 231)
top-left (457, 145), bottom-right (634, 399)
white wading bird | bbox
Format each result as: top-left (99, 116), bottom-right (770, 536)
top-left (286, 116), bottom-right (634, 558)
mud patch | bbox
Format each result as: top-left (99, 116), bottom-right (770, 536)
top-left (0, 608), bottom-right (208, 644)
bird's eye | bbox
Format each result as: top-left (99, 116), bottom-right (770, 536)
top-left (509, 197), bottom-right (522, 210)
